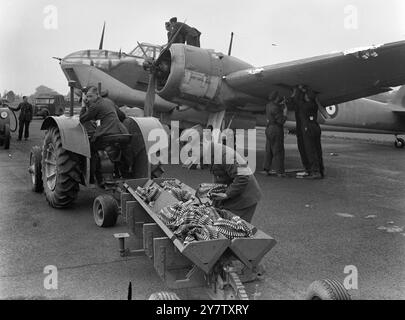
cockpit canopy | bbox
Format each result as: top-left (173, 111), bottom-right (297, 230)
top-left (62, 42), bottom-right (163, 65)
top-left (64, 49), bottom-right (122, 61)
top-left (129, 42), bottom-right (162, 60)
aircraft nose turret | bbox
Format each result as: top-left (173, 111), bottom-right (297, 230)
top-left (61, 49), bottom-right (126, 68)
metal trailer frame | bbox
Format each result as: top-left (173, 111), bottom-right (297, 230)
top-left (114, 178), bottom-right (277, 300)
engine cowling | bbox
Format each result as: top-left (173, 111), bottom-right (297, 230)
top-left (156, 44), bottom-right (254, 112)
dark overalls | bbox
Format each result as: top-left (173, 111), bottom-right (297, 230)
top-left (286, 96), bottom-right (310, 172)
top-left (297, 100), bottom-right (324, 177)
top-left (171, 22), bottom-right (201, 47)
top-left (14, 102), bottom-right (33, 140)
top-left (210, 144), bottom-right (262, 223)
top-left (263, 102), bottom-right (286, 174)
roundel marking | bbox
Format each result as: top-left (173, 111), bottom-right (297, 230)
top-left (326, 104), bottom-right (338, 118)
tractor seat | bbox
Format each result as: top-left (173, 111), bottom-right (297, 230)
top-left (98, 134), bottom-right (132, 148)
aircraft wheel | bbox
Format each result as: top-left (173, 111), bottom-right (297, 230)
top-left (306, 279), bottom-right (351, 300)
top-left (29, 146), bottom-right (44, 193)
top-left (93, 194), bottom-right (119, 228)
top-left (3, 124), bottom-right (10, 149)
top-left (42, 126), bottom-right (81, 208)
top-left (148, 292), bottom-right (180, 300)
top-left (394, 138), bottom-right (405, 149)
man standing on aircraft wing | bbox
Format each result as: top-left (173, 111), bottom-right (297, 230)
top-left (169, 17), bottom-right (201, 47)
top-left (165, 21), bottom-right (172, 42)
top-left (262, 93), bottom-right (288, 177)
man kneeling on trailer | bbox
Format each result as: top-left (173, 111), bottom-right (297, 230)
top-left (79, 86), bottom-right (128, 186)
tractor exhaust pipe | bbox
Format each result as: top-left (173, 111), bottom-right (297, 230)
top-left (68, 80), bottom-right (76, 117)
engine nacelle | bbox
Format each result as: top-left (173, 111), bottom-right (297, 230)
top-left (156, 44), bottom-right (254, 112)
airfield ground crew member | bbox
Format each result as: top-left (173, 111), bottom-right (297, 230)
top-left (79, 86), bottom-right (128, 184)
top-left (80, 87), bottom-right (127, 140)
top-left (262, 94), bottom-right (288, 177)
top-left (209, 143), bottom-right (262, 223)
top-left (184, 128), bottom-right (262, 223)
top-left (293, 86), bottom-right (324, 179)
top-left (286, 86), bottom-right (311, 177)
top-left (169, 17), bottom-right (201, 47)
top-left (165, 22), bottom-right (172, 42)
top-left (11, 96), bottom-right (33, 141)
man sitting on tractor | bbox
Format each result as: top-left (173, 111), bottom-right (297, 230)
top-left (79, 86), bottom-right (128, 186)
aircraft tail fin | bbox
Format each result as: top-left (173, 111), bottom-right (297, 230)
top-left (391, 86), bottom-right (405, 107)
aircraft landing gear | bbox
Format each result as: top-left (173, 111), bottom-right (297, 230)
top-left (394, 136), bottom-right (404, 149)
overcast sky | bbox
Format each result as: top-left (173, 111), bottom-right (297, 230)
top-left (1, 0), bottom-right (404, 96)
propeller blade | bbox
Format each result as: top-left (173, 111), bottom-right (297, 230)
top-left (127, 282), bottom-right (132, 300)
top-left (144, 73), bottom-right (156, 117)
top-left (99, 22), bottom-right (106, 50)
top-left (141, 19), bottom-right (187, 117)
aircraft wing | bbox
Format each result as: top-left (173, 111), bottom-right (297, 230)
top-left (225, 41), bottom-right (405, 107)
top-left (392, 109), bottom-right (405, 116)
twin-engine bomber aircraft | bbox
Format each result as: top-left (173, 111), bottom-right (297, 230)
top-left (315, 86), bottom-right (405, 148)
top-left (58, 26), bottom-right (405, 137)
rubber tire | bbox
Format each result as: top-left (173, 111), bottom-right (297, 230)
top-left (148, 292), bottom-right (180, 300)
top-left (42, 126), bottom-right (81, 208)
top-left (394, 138), bottom-right (404, 149)
top-left (4, 123), bottom-right (10, 149)
top-left (30, 146), bottom-right (43, 193)
top-left (93, 195), bottom-right (119, 228)
top-left (306, 279), bottom-right (351, 300)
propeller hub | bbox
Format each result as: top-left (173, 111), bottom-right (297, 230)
top-left (142, 59), bottom-right (155, 72)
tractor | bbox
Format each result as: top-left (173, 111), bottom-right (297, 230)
top-left (0, 99), bottom-right (17, 150)
top-left (29, 114), bottom-right (166, 227)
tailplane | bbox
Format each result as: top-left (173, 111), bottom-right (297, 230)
top-left (391, 86), bottom-right (405, 107)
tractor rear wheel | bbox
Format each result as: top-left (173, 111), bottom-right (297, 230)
top-left (4, 123), bottom-right (10, 149)
top-left (30, 146), bottom-right (43, 193)
top-left (42, 126), bottom-right (81, 208)
top-left (306, 279), bottom-right (351, 300)
top-left (93, 195), bottom-right (119, 227)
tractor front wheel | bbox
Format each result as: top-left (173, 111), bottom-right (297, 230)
top-left (93, 194), bottom-right (119, 227)
top-left (42, 126), bottom-right (81, 208)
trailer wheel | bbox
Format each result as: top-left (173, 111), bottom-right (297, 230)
top-left (148, 292), bottom-right (180, 300)
top-left (4, 123), bottom-right (10, 149)
top-left (42, 126), bottom-right (81, 208)
top-left (306, 279), bottom-right (351, 300)
top-left (93, 195), bottom-right (119, 227)
top-left (30, 146), bottom-right (43, 193)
